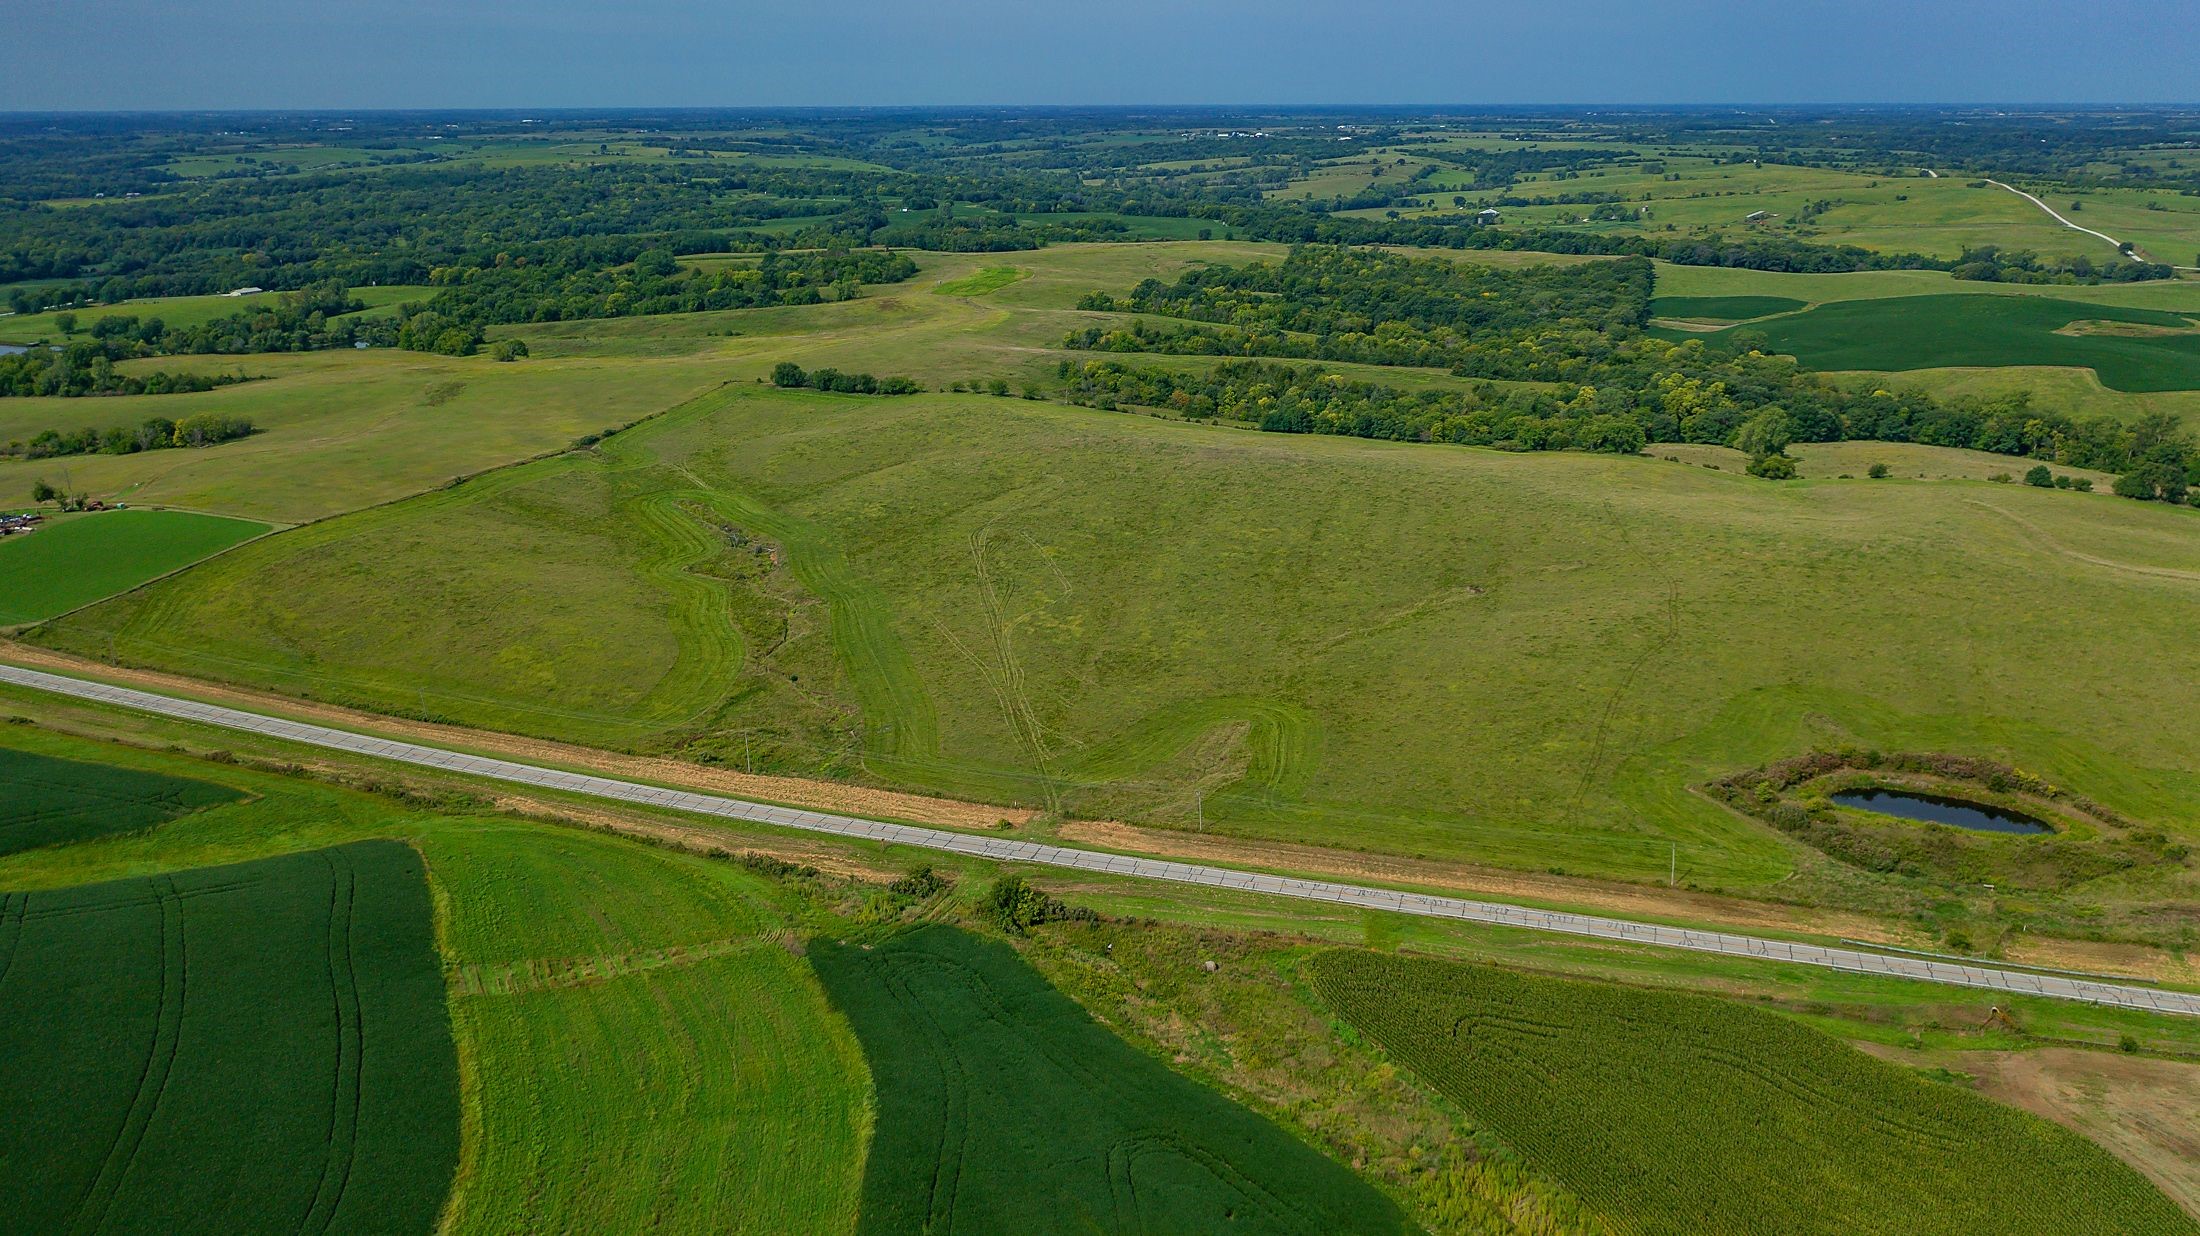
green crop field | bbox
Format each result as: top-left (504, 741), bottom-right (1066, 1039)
top-left (811, 924), bottom-right (1414, 1235)
top-left (0, 726), bottom-right (870, 1234)
top-left (1651, 294), bottom-right (1806, 321)
top-left (1311, 950), bottom-right (2198, 1236)
top-left (0, 509), bottom-right (269, 625)
top-left (0, 841), bottom-right (460, 1234)
top-left (1738, 294), bottom-right (2200, 392)
top-left (0, 745), bottom-right (239, 856)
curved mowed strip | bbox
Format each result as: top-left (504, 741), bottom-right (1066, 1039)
top-left (0, 841), bottom-right (458, 1233)
top-left (1311, 950), bottom-right (2197, 1236)
top-left (814, 925), bottom-right (1416, 1236)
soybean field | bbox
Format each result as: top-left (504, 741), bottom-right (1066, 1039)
top-left (0, 841), bottom-right (460, 1235)
top-left (0, 745), bottom-right (240, 857)
top-left (1310, 950), bottom-right (2198, 1236)
top-left (812, 925), bottom-right (1417, 1236)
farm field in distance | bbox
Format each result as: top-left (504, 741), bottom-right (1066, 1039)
top-left (8, 102), bottom-right (2200, 1234)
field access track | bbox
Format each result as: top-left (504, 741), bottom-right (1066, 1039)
top-left (7, 661), bottom-right (2198, 1020)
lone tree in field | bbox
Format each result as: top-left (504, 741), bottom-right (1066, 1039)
top-left (30, 478), bottom-right (58, 506)
top-left (2024, 464), bottom-right (2054, 487)
top-left (52, 312), bottom-right (77, 337)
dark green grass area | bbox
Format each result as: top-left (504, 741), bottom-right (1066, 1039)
top-left (1743, 293), bottom-right (2200, 391)
top-left (1650, 294), bottom-right (1807, 321)
top-left (0, 746), bottom-right (241, 857)
top-left (0, 509), bottom-right (268, 625)
top-left (0, 840), bottom-right (460, 1235)
top-left (812, 926), bottom-right (1417, 1236)
top-left (1311, 951), bottom-right (2196, 1236)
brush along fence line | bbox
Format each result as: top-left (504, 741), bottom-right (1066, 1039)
top-left (5, 661), bottom-right (2197, 1019)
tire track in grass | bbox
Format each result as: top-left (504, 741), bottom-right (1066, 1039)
top-left (301, 848), bottom-right (365, 1234)
top-left (0, 891), bottom-right (26, 996)
top-left (70, 878), bottom-right (187, 1236)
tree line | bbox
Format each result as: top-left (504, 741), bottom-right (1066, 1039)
top-left (5, 412), bottom-right (256, 460)
top-left (1060, 248), bottom-right (2199, 499)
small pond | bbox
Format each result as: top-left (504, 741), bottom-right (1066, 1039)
top-left (0, 343), bottom-right (27, 356)
top-left (1831, 788), bottom-right (2052, 835)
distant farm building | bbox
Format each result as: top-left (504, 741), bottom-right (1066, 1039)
top-left (1744, 210), bottom-right (1773, 222)
top-left (1476, 208), bottom-right (1502, 224)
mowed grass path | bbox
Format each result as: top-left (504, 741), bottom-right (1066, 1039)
top-left (43, 384), bottom-right (2200, 888)
top-left (0, 508), bottom-right (269, 625)
top-left (0, 727), bottom-right (869, 1236)
top-left (813, 925), bottom-right (1415, 1236)
top-left (0, 745), bottom-right (239, 857)
top-left (1312, 951), bottom-right (2197, 1236)
top-left (0, 840), bottom-right (460, 1234)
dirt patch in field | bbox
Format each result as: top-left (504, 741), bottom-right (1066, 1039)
top-left (484, 791), bottom-right (906, 883)
top-left (1057, 818), bottom-right (1903, 943)
top-left (1861, 1045), bottom-right (2200, 1220)
top-left (0, 642), bottom-right (1035, 832)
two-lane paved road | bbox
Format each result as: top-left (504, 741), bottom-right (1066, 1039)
top-left (6, 661), bottom-right (2197, 1018)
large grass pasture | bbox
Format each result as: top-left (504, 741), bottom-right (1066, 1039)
top-left (0, 840), bottom-right (460, 1234)
top-left (812, 924), bottom-right (1414, 1235)
top-left (42, 368), bottom-right (2200, 908)
top-left (0, 745), bottom-right (239, 857)
top-left (0, 509), bottom-right (269, 625)
top-left (1312, 950), bottom-right (2199, 1236)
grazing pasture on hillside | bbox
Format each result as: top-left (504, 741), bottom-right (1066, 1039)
top-left (813, 925), bottom-right (1415, 1236)
top-left (0, 745), bottom-right (239, 856)
top-left (0, 841), bottom-right (459, 1234)
top-left (1311, 950), bottom-right (2199, 1236)
top-left (0, 508), bottom-right (268, 625)
top-left (47, 383), bottom-right (2200, 923)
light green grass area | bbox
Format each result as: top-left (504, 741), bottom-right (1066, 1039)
top-left (1312, 950), bottom-right (2198, 1236)
top-left (932, 265), bottom-right (1029, 297)
top-left (0, 840), bottom-right (460, 1234)
top-left (0, 727), bottom-right (870, 1235)
top-left (0, 348), bottom-right (736, 522)
top-left (0, 508), bottom-right (269, 625)
top-left (43, 380), bottom-right (2200, 912)
top-left (1652, 260), bottom-right (2200, 311)
top-left (1741, 294), bottom-right (2200, 392)
top-left (0, 285), bottom-right (430, 345)
top-left (812, 924), bottom-right (1415, 1235)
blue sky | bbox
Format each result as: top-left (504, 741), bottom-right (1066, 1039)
top-left (6, 0), bottom-right (2195, 109)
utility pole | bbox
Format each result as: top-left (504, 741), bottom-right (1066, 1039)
top-left (1195, 787), bottom-right (1204, 832)
top-left (1670, 843), bottom-right (1677, 887)
top-left (744, 734), bottom-right (753, 774)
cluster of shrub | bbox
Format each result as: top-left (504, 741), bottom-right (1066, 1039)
top-left (770, 361), bottom-right (922, 395)
top-left (4, 412), bottom-right (256, 460)
top-left (981, 874), bottom-right (1098, 936)
top-left (0, 343), bottom-right (255, 398)
top-left (1064, 247), bottom-right (2200, 498)
top-left (1948, 244), bottom-right (2173, 284)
